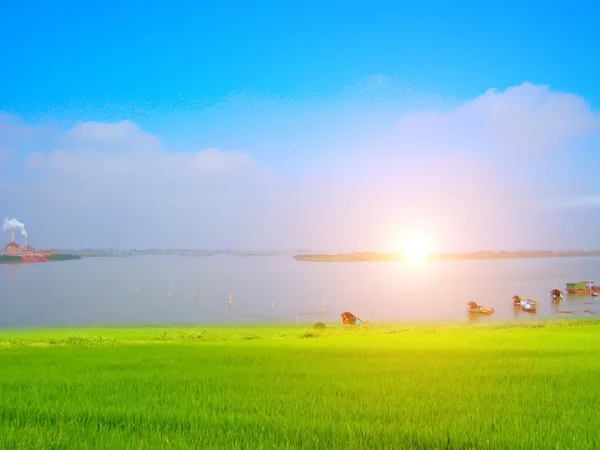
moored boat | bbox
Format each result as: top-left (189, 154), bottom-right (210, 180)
top-left (467, 301), bottom-right (494, 315)
top-left (340, 311), bottom-right (365, 325)
top-left (550, 289), bottom-right (563, 301)
top-left (566, 281), bottom-right (594, 294)
top-left (520, 301), bottom-right (537, 313)
top-left (513, 295), bottom-right (537, 312)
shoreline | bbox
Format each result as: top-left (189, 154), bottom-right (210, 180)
top-left (293, 250), bottom-right (600, 262)
top-left (1, 318), bottom-right (597, 347)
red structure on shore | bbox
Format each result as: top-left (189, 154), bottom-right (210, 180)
top-left (1, 230), bottom-right (60, 262)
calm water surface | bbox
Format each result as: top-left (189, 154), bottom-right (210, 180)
top-left (2, 255), bottom-right (600, 327)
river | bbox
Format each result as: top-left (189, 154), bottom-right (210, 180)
top-left (1, 254), bottom-right (600, 327)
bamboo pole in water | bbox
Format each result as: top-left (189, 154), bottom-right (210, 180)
top-left (167, 277), bottom-right (173, 299)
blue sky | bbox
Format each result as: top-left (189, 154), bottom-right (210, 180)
top-left (2, 0), bottom-right (598, 118)
top-left (1, 1), bottom-right (600, 250)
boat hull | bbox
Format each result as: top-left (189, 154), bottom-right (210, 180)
top-left (566, 281), bottom-right (597, 294)
top-left (513, 295), bottom-right (538, 312)
top-left (468, 307), bottom-right (494, 315)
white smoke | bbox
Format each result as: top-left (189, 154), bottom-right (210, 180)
top-left (2, 218), bottom-right (28, 238)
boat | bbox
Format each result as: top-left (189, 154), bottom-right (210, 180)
top-left (566, 281), bottom-right (594, 294)
top-left (520, 301), bottom-right (537, 312)
top-left (467, 301), bottom-right (494, 315)
top-left (513, 296), bottom-right (537, 313)
top-left (550, 289), bottom-right (563, 301)
top-left (340, 311), bottom-right (366, 324)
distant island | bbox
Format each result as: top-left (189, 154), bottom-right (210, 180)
top-left (293, 250), bottom-right (600, 262)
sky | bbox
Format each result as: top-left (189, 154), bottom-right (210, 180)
top-left (1, 0), bottom-right (600, 251)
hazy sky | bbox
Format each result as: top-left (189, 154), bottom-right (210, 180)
top-left (1, 1), bottom-right (599, 251)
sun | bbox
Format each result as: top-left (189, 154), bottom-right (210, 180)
top-left (401, 234), bottom-right (432, 262)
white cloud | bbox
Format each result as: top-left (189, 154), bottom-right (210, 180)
top-left (0, 80), bottom-right (599, 250)
top-left (63, 120), bottom-right (161, 153)
top-left (459, 83), bottom-right (599, 152)
top-left (66, 120), bottom-right (142, 142)
top-left (393, 83), bottom-right (599, 155)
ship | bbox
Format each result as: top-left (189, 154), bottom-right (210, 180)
top-left (0, 230), bottom-right (81, 263)
top-left (565, 281), bottom-right (598, 294)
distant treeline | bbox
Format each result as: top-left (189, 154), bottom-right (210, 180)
top-left (293, 250), bottom-right (600, 262)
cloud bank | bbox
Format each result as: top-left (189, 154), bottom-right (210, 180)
top-left (1, 81), bottom-right (599, 251)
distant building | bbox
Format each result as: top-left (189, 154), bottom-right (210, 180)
top-left (4, 241), bottom-right (23, 254)
top-left (3, 231), bottom-right (35, 254)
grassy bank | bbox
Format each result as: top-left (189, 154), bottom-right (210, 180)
top-left (1, 320), bottom-right (600, 449)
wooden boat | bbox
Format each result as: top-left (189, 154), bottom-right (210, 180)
top-left (566, 281), bottom-right (594, 294)
top-left (467, 301), bottom-right (494, 315)
top-left (513, 295), bottom-right (537, 312)
top-left (520, 301), bottom-right (537, 313)
top-left (340, 312), bottom-right (365, 325)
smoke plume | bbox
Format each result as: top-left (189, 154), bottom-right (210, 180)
top-left (2, 218), bottom-right (28, 238)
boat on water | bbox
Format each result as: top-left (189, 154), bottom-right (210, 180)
top-left (513, 296), bottom-right (537, 313)
top-left (565, 281), bottom-right (597, 294)
top-left (520, 301), bottom-right (537, 313)
top-left (550, 289), bottom-right (563, 301)
top-left (467, 301), bottom-right (494, 315)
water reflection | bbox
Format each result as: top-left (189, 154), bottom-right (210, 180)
top-left (556, 292), bottom-right (600, 316)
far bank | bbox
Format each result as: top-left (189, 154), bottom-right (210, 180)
top-left (293, 249), bottom-right (600, 262)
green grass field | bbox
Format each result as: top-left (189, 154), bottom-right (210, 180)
top-left (1, 320), bottom-right (600, 449)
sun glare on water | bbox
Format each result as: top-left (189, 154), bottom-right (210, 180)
top-left (401, 234), bottom-right (432, 262)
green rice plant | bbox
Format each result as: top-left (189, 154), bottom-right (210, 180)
top-left (0, 320), bottom-right (599, 448)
